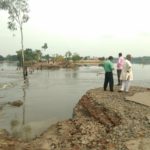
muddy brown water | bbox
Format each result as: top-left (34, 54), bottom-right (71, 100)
top-left (0, 62), bottom-right (150, 140)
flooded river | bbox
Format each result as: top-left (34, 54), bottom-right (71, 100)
top-left (0, 62), bottom-right (150, 140)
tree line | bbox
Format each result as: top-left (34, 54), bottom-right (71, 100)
top-left (0, 49), bottom-right (82, 64)
top-left (1, 51), bottom-right (150, 65)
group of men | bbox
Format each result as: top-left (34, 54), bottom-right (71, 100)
top-left (103, 53), bottom-right (133, 92)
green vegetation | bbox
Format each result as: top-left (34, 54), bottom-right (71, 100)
top-left (0, 55), bottom-right (4, 61)
top-left (72, 53), bottom-right (81, 63)
top-left (1, 52), bottom-right (150, 65)
top-left (16, 49), bottom-right (41, 66)
top-left (0, 49), bottom-right (83, 65)
top-left (113, 57), bottom-right (150, 64)
top-left (132, 56), bottom-right (150, 64)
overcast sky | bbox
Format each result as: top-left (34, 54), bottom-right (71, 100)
top-left (0, 0), bottom-right (150, 57)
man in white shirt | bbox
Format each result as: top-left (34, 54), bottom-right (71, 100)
top-left (119, 54), bottom-right (133, 92)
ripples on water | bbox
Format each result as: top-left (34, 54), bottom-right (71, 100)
top-left (0, 62), bottom-right (150, 140)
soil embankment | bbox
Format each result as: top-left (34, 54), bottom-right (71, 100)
top-left (28, 60), bottom-right (101, 71)
top-left (0, 86), bottom-right (150, 150)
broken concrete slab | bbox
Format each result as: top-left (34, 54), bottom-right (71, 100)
top-left (125, 138), bottom-right (150, 150)
top-left (125, 92), bottom-right (150, 107)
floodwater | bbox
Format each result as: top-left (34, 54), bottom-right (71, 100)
top-left (0, 62), bottom-right (150, 140)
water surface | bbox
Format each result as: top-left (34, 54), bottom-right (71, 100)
top-left (0, 62), bottom-right (149, 139)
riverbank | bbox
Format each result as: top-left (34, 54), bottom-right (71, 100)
top-left (28, 60), bottom-right (101, 70)
top-left (0, 86), bottom-right (150, 150)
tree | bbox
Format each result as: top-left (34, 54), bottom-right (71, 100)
top-left (6, 54), bottom-right (18, 61)
top-left (72, 53), bottom-right (81, 63)
top-left (0, 0), bottom-right (9, 9)
top-left (34, 50), bottom-right (42, 62)
top-left (54, 54), bottom-right (64, 62)
top-left (0, 0), bottom-right (29, 79)
top-left (42, 43), bottom-right (48, 51)
top-left (24, 48), bottom-right (34, 61)
top-left (0, 55), bottom-right (4, 61)
top-left (16, 49), bottom-right (42, 64)
top-left (43, 54), bottom-right (50, 63)
top-left (65, 51), bottom-right (72, 61)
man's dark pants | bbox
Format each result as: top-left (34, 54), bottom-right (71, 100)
top-left (104, 72), bottom-right (114, 91)
top-left (117, 69), bottom-right (122, 85)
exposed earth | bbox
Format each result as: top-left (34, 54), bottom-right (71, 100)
top-left (0, 86), bottom-right (150, 150)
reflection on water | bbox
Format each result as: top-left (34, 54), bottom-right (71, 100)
top-left (0, 62), bottom-right (150, 140)
top-left (10, 119), bottom-right (20, 137)
top-left (22, 78), bottom-right (29, 125)
top-left (9, 78), bottom-right (32, 141)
